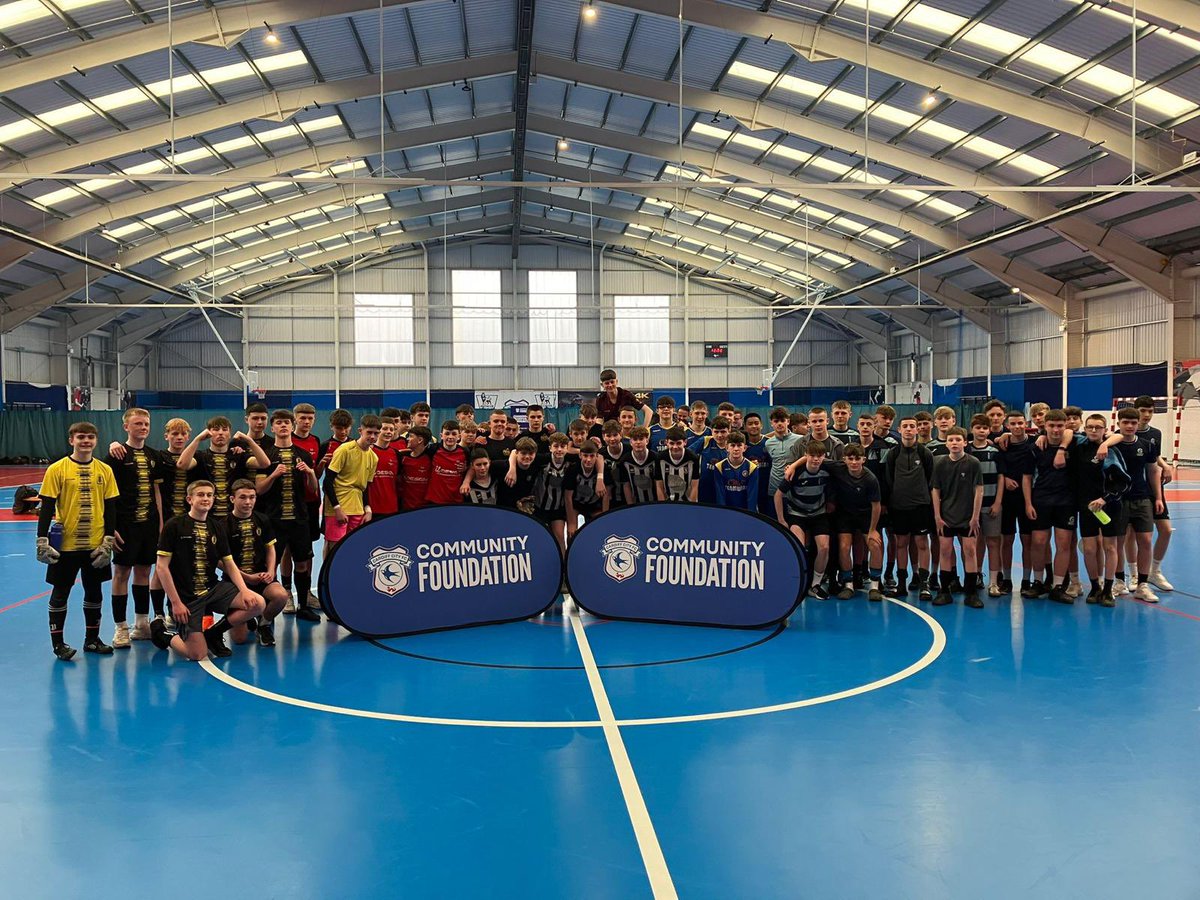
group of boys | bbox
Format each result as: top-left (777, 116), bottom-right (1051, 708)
top-left (33, 374), bottom-right (1175, 660)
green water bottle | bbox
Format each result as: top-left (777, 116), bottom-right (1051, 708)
top-left (1093, 507), bottom-right (1111, 525)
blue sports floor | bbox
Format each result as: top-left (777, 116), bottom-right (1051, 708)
top-left (2, 476), bottom-right (1199, 898)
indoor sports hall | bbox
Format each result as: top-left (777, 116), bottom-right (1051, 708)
top-left (1, 0), bottom-right (1199, 897)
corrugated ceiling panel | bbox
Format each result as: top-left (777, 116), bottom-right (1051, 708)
top-left (298, 19), bottom-right (374, 80)
top-left (464, 0), bottom-right (515, 54)
top-left (407, 0), bottom-right (471, 64)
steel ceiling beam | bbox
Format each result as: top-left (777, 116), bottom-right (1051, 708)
top-left (602, 0), bottom-right (1179, 172)
top-left (3, 157), bottom-right (512, 322)
top-left (0, 113), bottom-right (513, 275)
top-left (510, 0), bottom-right (537, 258)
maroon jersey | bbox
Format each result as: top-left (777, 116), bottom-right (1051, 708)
top-left (293, 432), bottom-right (322, 501)
top-left (368, 444), bottom-right (402, 515)
top-left (399, 448), bottom-right (435, 510)
top-left (426, 445), bottom-right (469, 505)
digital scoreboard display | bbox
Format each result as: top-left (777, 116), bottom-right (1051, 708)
top-left (704, 343), bottom-right (728, 359)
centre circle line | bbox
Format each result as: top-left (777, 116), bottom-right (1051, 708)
top-left (199, 598), bottom-right (947, 728)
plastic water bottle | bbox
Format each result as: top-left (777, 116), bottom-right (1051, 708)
top-left (1093, 507), bottom-right (1111, 525)
top-left (48, 520), bottom-right (63, 552)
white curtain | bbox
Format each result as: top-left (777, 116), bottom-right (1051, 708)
top-left (614, 295), bottom-right (670, 366)
top-left (452, 270), bottom-right (503, 366)
top-left (354, 293), bottom-right (414, 366)
top-left (528, 270), bottom-right (578, 366)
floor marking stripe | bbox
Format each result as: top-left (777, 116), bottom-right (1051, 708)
top-left (569, 599), bottom-right (678, 900)
top-left (200, 599), bottom-right (944, 728)
top-left (0, 588), bottom-right (51, 615)
top-left (198, 658), bottom-right (604, 728)
top-left (1124, 597), bottom-right (1200, 622)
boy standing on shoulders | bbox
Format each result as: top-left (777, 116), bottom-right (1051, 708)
top-left (36, 422), bottom-right (118, 659)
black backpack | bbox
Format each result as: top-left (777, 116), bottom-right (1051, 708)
top-left (12, 486), bottom-right (39, 514)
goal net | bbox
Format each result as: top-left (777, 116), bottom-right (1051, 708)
top-left (1108, 396), bottom-right (1200, 465)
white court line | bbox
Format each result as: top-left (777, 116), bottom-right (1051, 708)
top-left (569, 598), bottom-right (679, 900)
top-left (199, 597), bottom-right (946, 728)
top-left (199, 658), bottom-right (603, 728)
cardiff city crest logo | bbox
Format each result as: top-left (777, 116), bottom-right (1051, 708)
top-left (367, 545), bottom-right (413, 596)
top-left (601, 535), bottom-right (641, 583)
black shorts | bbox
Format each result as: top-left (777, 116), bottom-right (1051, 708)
top-left (306, 500), bottom-right (321, 542)
top-left (1123, 498), bottom-right (1154, 534)
top-left (889, 506), bottom-right (933, 536)
top-left (1078, 504), bottom-right (1122, 539)
top-left (1031, 503), bottom-right (1077, 532)
top-left (785, 513), bottom-right (830, 537)
top-left (273, 517), bottom-right (314, 562)
top-left (1001, 492), bottom-right (1031, 536)
top-left (176, 581), bottom-right (239, 637)
top-left (834, 509), bottom-right (872, 536)
top-left (939, 525), bottom-right (972, 539)
top-left (535, 508), bottom-right (566, 524)
top-left (113, 518), bottom-right (159, 567)
top-left (45, 549), bottom-right (112, 589)
top-left (1155, 497), bottom-right (1170, 521)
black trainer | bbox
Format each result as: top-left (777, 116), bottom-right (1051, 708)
top-left (257, 624), bottom-right (276, 647)
top-left (811, 584), bottom-right (829, 600)
top-left (83, 637), bottom-right (113, 655)
top-left (204, 629), bottom-right (232, 658)
top-left (295, 606), bottom-right (321, 623)
top-left (1085, 587), bottom-right (1102, 605)
top-left (245, 616), bottom-right (258, 633)
top-left (932, 590), bottom-right (953, 606)
top-left (836, 584), bottom-right (854, 600)
top-left (1049, 586), bottom-right (1074, 605)
top-left (949, 578), bottom-right (964, 594)
top-left (918, 583), bottom-right (933, 603)
top-left (1099, 589), bottom-right (1116, 608)
top-left (54, 643), bottom-right (77, 661)
top-left (1000, 577), bottom-right (1014, 593)
top-left (149, 618), bottom-right (173, 650)
top-left (964, 592), bottom-right (985, 609)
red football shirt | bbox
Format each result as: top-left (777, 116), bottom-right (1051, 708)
top-left (399, 448), bottom-right (435, 510)
top-left (368, 445), bottom-right (401, 515)
top-left (293, 432), bottom-right (322, 501)
top-left (426, 445), bottom-right (469, 505)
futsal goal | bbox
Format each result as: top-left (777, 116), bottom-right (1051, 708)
top-left (1106, 395), bottom-right (1200, 465)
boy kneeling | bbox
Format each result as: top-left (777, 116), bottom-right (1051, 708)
top-left (151, 481), bottom-right (265, 660)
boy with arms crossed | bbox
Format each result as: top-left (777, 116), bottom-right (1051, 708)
top-left (250, 410), bottom-right (319, 623)
top-left (883, 416), bottom-right (936, 602)
top-left (1027, 410), bottom-right (1078, 604)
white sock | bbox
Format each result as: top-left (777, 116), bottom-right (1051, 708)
top-left (1150, 559), bottom-right (1162, 575)
top-left (134, 613), bottom-right (149, 626)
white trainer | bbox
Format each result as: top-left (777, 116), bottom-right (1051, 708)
top-left (112, 623), bottom-right (131, 649)
top-left (987, 582), bottom-right (1003, 597)
top-left (130, 619), bottom-right (152, 641)
top-left (1150, 571), bottom-right (1174, 591)
top-left (1066, 577), bottom-right (1083, 598)
top-left (283, 593), bottom-right (297, 615)
top-left (307, 591), bottom-right (321, 609)
top-left (1112, 578), bottom-right (1129, 596)
top-left (1134, 583), bottom-right (1159, 603)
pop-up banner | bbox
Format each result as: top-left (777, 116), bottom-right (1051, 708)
top-left (319, 505), bottom-right (564, 637)
top-left (565, 504), bottom-right (807, 628)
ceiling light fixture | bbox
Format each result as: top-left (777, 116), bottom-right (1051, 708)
top-left (558, 139), bottom-right (570, 151)
top-left (263, 21), bottom-right (279, 44)
top-left (583, 2), bottom-right (597, 20)
top-left (921, 86), bottom-right (941, 108)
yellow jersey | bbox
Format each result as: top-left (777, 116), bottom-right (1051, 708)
top-left (41, 456), bottom-right (119, 552)
top-left (324, 441), bottom-right (378, 516)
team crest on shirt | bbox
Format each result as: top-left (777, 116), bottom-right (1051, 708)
top-left (601, 535), bottom-right (641, 583)
top-left (367, 545), bottom-right (413, 596)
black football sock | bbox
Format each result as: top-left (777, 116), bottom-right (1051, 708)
top-left (48, 588), bottom-right (69, 649)
top-left (295, 570), bottom-right (313, 606)
top-left (918, 567), bottom-right (930, 587)
top-left (1059, 575), bottom-right (1071, 589)
top-left (132, 583), bottom-right (151, 617)
top-left (940, 570), bottom-right (954, 591)
top-left (1104, 579), bottom-right (1113, 593)
top-left (83, 585), bottom-right (103, 641)
top-left (207, 615), bottom-right (233, 636)
top-left (896, 570), bottom-right (908, 592)
top-left (1138, 572), bottom-right (1149, 585)
top-left (111, 592), bottom-right (128, 625)
top-left (281, 575), bottom-right (293, 591)
top-left (1091, 579), bottom-right (1101, 593)
top-left (149, 587), bottom-right (166, 617)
